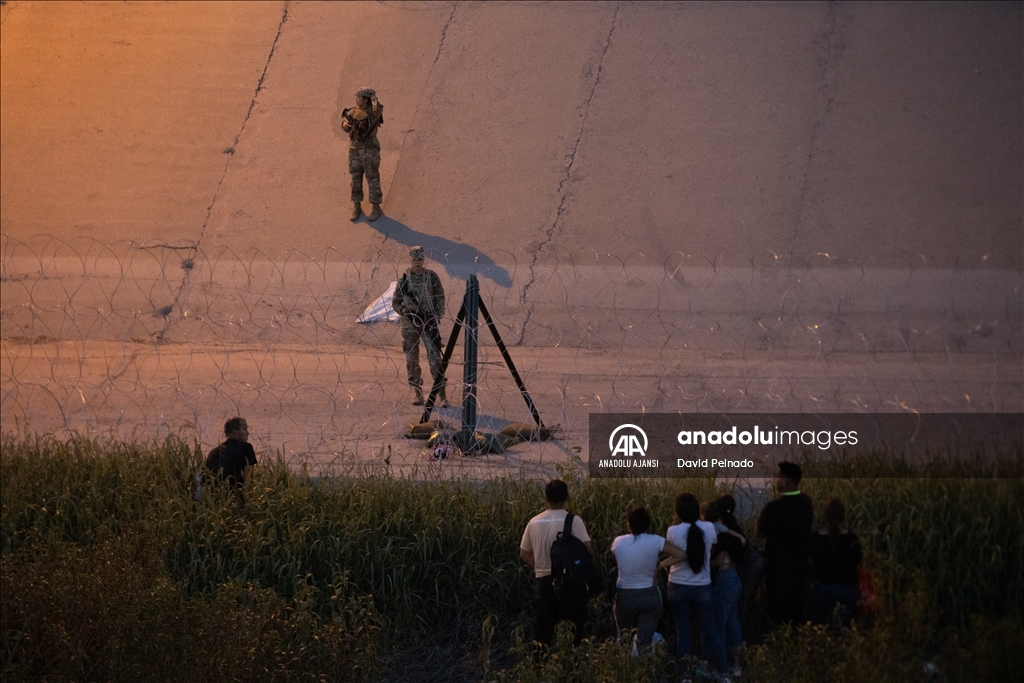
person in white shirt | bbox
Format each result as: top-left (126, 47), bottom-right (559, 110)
top-left (662, 493), bottom-right (731, 682)
top-left (520, 479), bottom-right (595, 647)
top-left (610, 506), bottom-right (685, 650)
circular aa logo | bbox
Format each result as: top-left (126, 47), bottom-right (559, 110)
top-left (609, 424), bottom-right (648, 458)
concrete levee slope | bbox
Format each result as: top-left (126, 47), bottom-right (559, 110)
top-left (2, 1), bottom-right (1021, 471)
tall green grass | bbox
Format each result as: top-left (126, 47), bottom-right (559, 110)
top-left (2, 433), bottom-right (1021, 682)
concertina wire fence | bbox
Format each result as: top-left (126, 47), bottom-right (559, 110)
top-left (2, 234), bottom-right (1020, 471)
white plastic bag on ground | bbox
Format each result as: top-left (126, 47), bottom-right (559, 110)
top-left (356, 281), bottom-right (400, 323)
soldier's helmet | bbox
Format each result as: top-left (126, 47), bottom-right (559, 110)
top-left (356, 87), bottom-right (376, 99)
top-left (409, 246), bottom-right (425, 259)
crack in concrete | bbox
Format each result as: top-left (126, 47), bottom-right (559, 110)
top-left (197, 0), bottom-right (290, 247)
top-left (433, 1), bottom-right (456, 65)
top-left (153, 1), bottom-right (290, 342)
top-left (105, 350), bottom-right (140, 385)
top-left (384, 2), bottom-right (458, 219)
top-left (516, 3), bottom-right (619, 345)
top-left (790, 1), bottom-right (845, 253)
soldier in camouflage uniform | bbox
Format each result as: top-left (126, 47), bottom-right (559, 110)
top-left (341, 87), bottom-right (384, 222)
top-left (392, 246), bottom-right (448, 406)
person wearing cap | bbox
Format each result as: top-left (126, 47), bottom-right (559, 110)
top-left (392, 246), bottom-right (447, 406)
top-left (341, 87), bottom-right (385, 222)
top-left (756, 461), bottom-right (814, 626)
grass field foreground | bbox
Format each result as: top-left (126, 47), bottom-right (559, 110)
top-left (1, 433), bottom-right (1022, 682)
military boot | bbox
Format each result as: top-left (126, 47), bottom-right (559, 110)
top-left (367, 203), bottom-right (383, 222)
top-left (350, 203), bottom-right (363, 222)
top-left (436, 387), bottom-right (449, 407)
top-left (412, 387), bottom-right (425, 406)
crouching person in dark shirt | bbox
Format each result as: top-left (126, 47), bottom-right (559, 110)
top-left (204, 417), bottom-right (257, 505)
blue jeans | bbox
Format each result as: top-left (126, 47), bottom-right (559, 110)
top-left (667, 582), bottom-right (729, 675)
top-left (614, 586), bottom-right (663, 649)
top-left (807, 581), bottom-right (860, 631)
top-left (713, 568), bottom-right (743, 656)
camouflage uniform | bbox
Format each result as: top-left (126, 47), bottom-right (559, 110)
top-left (342, 93), bottom-right (384, 205)
top-left (392, 260), bottom-right (446, 392)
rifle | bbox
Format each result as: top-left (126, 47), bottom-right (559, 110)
top-left (342, 103), bottom-right (384, 143)
top-left (399, 273), bottom-right (422, 322)
top-left (398, 272), bottom-right (437, 324)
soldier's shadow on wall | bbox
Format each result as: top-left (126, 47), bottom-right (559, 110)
top-left (367, 215), bottom-right (513, 288)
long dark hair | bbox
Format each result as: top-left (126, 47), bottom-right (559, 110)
top-left (627, 506), bottom-right (651, 538)
top-left (824, 498), bottom-right (846, 538)
top-left (716, 494), bottom-right (744, 536)
top-left (675, 493), bottom-right (705, 573)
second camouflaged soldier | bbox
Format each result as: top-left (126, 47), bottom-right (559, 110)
top-left (392, 246), bottom-right (448, 406)
top-left (341, 87), bottom-right (384, 222)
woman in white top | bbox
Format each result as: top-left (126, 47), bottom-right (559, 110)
top-left (610, 506), bottom-right (686, 650)
top-left (662, 493), bottom-right (731, 681)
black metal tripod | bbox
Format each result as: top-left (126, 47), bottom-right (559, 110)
top-left (419, 275), bottom-right (544, 449)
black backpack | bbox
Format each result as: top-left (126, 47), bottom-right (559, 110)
top-left (550, 514), bottom-right (602, 602)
